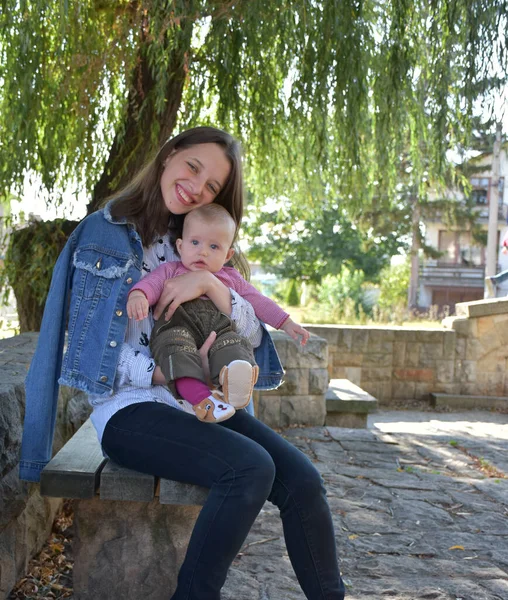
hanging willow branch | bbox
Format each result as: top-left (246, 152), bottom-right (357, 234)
top-left (0, 0), bottom-right (506, 212)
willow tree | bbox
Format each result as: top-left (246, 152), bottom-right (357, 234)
top-left (1, 0), bottom-right (506, 217)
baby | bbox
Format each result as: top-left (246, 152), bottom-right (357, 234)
top-left (127, 204), bottom-right (309, 423)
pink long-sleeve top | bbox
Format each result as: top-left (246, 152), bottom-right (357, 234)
top-left (131, 261), bottom-right (290, 330)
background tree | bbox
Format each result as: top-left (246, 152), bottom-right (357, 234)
top-left (244, 201), bottom-right (404, 285)
top-left (1, 0), bottom-right (506, 214)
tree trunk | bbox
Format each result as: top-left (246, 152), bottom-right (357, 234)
top-left (88, 13), bottom-right (194, 213)
top-left (408, 194), bottom-right (420, 309)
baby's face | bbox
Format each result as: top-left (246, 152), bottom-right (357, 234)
top-left (176, 218), bottom-right (234, 273)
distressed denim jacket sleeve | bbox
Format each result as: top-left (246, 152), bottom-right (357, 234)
top-left (19, 232), bottom-right (75, 482)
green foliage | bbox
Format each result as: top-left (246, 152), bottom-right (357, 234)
top-left (0, 218), bottom-right (78, 331)
top-left (376, 259), bottom-right (411, 313)
top-left (285, 279), bottom-right (300, 307)
top-left (302, 269), bottom-right (371, 323)
top-left (0, 0), bottom-right (506, 211)
top-left (245, 204), bottom-right (403, 284)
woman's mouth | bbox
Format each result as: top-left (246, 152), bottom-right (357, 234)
top-left (176, 184), bottom-right (194, 206)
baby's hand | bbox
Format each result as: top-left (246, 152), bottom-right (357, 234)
top-left (281, 318), bottom-right (310, 346)
top-left (127, 290), bottom-right (149, 321)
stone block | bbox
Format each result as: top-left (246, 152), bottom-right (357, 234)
top-left (414, 329), bottom-right (448, 343)
top-left (0, 487), bottom-right (60, 598)
top-left (392, 341), bottom-right (406, 367)
top-left (73, 497), bottom-right (202, 600)
top-left (391, 380), bottom-right (416, 399)
top-left (362, 352), bottom-right (392, 367)
top-left (256, 395), bottom-right (282, 428)
top-left (280, 395), bottom-right (326, 428)
top-left (343, 366), bottom-right (362, 384)
top-left (414, 382), bottom-right (433, 399)
top-left (332, 352), bottom-right (363, 367)
top-left (0, 384), bottom-right (23, 475)
top-left (405, 343), bottom-right (421, 367)
top-left (442, 331), bottom-right (456, 358)
top-left (393, 368), bottom-right (434, 383)
top-left (436, 360), bottom-right (455, 384)
top-left (418, 343), bottom-right (443, 365)
top-left (361, 367), bottom-right (391, 382)
top-left (304, 325), bottom-right (340, 347)
top-left (351, 329), bottom-right (369, 353)
top-left (462, 361), bottom-right (477, 383)
top-left (278, 367), bottom-right (309, 395)
top-left (272, 331), bottom-right (327, 369)
top-left (456, 296), bottom-right (508, 318)
top-left (309, 368), bottom-right (329, 395)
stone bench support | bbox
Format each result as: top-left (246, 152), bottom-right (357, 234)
top-left (41, 419), bottom-right (208, 600)
top-left (325, 378), bottom-right (378, 428)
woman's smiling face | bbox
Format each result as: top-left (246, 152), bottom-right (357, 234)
top-left (160, 143), bottom-right (231, 216)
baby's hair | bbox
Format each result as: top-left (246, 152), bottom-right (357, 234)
top-left (183, 204), bottom-right (237, 244)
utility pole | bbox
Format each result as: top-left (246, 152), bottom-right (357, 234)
top-left (484, 122), bottom-right (502, 298)
top-left (408, 193), bottom-right (420, 308)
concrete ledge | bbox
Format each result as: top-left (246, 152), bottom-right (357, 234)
top-left (430, 393), bottom-right (508, 410)
top-left (325, 379), bottom-right (378, 428)
top-left (455, 297), bottom-right (508, 318)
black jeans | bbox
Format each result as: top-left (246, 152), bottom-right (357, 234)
top-left (102, 403), bottom-right (346, 600)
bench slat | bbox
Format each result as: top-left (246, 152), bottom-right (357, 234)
top-left (100, 460), bottom-right (156, 502)
top-left (40, 419), bottom-right (106, 499)
top-left (160, 479), bottom-right (208, 506)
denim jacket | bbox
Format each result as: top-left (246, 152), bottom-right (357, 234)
top-left (19, 204), bottom-right (284, 483)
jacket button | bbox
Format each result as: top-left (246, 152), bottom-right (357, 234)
top-left (116, 310), bottom-right (123, 317)
top-left (110, 341), bottom-right (117, 348)
top-left (100, 376), bottom-right (108, 382)
top-left (126, 277), bottom-right (133, 284)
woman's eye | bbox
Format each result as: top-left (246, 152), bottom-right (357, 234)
top-left (208, 183), bottom-right (217, 194)
top-left (187, 162), bottom-right (197, 172)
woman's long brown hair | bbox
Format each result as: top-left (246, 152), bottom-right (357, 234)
top-left (105, 126), bottom-right (250, 277)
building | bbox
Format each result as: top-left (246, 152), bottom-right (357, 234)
top-left (419, 145), bottom-right (508, 311)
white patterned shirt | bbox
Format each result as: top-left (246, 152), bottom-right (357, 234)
top-left (88, 233), bottom-right (262, 441)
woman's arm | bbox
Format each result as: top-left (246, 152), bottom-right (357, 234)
top-left (151, 270), bottom-right (263, 348)
top-left (153, 270), bottom-right (232, 319)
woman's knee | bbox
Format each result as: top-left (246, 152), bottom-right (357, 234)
top-left (271, 456), bottom-right (326, 508)
top-left (234, 446), bottom-right (276, 507)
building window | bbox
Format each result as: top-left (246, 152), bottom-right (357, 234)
top-left (470, 177), bottom-right (490, 206)
top-left (438, 230), bottom-right (484, 266)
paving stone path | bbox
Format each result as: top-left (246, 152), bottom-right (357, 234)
top-left (222, 410), bottom-right (508, 600)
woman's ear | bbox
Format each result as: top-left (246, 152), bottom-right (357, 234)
top-left (225, 247), bottom-right (235, 262)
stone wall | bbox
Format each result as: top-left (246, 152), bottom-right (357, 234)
top-left (253, 331), bottom-right (328, 428)
top-left (445, 297), bottom-right (508, 397)
top-left (305, 296), bottom-right (508, 405)
top-left (0, 333), bottom-right (90, 599)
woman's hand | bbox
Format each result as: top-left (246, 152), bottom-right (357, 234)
top-left (153, 270), bottom-right (232, 320)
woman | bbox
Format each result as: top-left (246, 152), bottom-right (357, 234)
top-left (20, 126), bottom-right (346, 599)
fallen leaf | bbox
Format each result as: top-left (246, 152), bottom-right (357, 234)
top-left (449, 545), bottom-right (465, 551)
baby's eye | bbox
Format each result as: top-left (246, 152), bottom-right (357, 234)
top-left (191, 240), bottom-right (199, 246)
top-left (210, 244), bottom-right (219, 250)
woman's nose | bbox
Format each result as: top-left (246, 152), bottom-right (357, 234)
top-left (192, 173), bottom-right (207, 196)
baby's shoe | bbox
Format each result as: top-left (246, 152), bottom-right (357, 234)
top-left (219, 360), bottom-right (259, 409)
top-left (193, 391), bottom-right (236, 423)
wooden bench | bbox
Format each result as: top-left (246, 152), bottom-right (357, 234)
top-left (325, 378), bottom-right (378, 428)
top-left (41, 419), bottom-right (209, 600)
